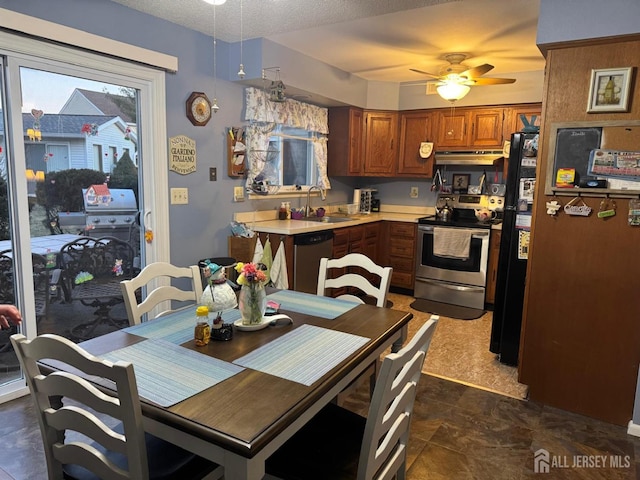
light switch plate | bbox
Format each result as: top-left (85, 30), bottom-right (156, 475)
top-left (233, 186), bottom-right (245, 202)
top-left (170, 187), bottom-right (189, 205)
top-left (209, 167), bottom-right (217, 181)
top-left (410, 186), bottom-right (419, 198)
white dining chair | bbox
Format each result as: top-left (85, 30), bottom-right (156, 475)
top-left (317, 253), bottom-right (393, 402)
top-left (317, 253), bottom-right (393, 308)
top-left (120, 261), bottom-right (203, 325)
top-left (265, 316), bottom-right (439, 480)
top-left (10, 333), bottom-right (223, 480)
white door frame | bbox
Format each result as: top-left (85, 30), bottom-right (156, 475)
top-left (0, 30), bottom-right (171, 401)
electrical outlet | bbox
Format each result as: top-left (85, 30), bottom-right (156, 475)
top-left (233, 186), bottom-right (245, 202)
top-left (170, 187), bottom-right (189, 205)
top-left (410, 186), bottom-right (419, 198)
top-left (209, 167), bottom-right (217, 181)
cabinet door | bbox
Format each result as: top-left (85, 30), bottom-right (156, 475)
top-left (507, 105), bottom-right (542, 136)
top-left (397, 111), bottom-right (435, 176)
top-left (328, 107), bottom-right (364, 176)
top-left (364, 111), bottom-right (398, 175)
top-left (469, 109), bottom-right (504, 147)
top-left (436, 110), bottom-right (470, 147)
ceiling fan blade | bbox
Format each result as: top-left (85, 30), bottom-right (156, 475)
top-left (465, 77), bottom-right (516, 86)
top-left (460, 63), bottom-right (494, 79)
top-left (410, 68), bottom-right (440, 79)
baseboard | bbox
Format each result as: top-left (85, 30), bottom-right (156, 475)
top-left (627, 420), bottom-right (640, 437)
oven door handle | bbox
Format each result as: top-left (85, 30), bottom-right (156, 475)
top-left (417, 278), bottom-right (485, 293)
top-left (418, 225), bottom-right (489, 238)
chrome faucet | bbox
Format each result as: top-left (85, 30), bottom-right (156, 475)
top-left (305, 186), bottom-right (326, 217)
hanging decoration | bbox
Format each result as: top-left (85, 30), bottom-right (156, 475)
top-left (212, 2), bottom-right (220, 112)
top-left (124, 126), bottom-right (132, 140)
top-left (237, 0), bottom-right (245, 79)
top-left (262, 67), bottom-right (286, 102)
top-left (81, 123), bottom-right (99, 136)
top-left (563, 196), bottom-right (592, 216)
top-left (545, 200), bottom-right (562, 216)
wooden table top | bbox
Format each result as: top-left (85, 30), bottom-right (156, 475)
top-left (77, 302), bottom-right (412, 458)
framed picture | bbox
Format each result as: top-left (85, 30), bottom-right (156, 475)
top-left (452, 174), bottom-right (470, 193)
top-left (587, 67), bottom-right (633, 113)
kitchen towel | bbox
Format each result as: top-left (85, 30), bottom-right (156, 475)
top-left (270, 243), bottom-right (289, 289)
top-left (433, 227), bottom-right (472, 259)
top-left (252, 236), bottom-right (264, 265)
top-left (261, 236), bottom-right (273, 283)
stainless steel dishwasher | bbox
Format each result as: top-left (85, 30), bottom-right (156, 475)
top-left (293, 230), bottom-right (334, 294)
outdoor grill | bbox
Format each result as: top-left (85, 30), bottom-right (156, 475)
top-left (82, 188), bottom-right (139, 242)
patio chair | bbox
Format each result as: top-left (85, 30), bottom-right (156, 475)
top-left (58, 236), bottom-right (138, 339)
top-left (120, 261), bottom-right (204, 325)
top-left (265, 316), bottom-right (439, 480)
top-left (11, 333), bottom-right (223, 480)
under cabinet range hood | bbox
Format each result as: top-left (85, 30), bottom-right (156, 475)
top-left (435, 150), bottom-right (504, 166)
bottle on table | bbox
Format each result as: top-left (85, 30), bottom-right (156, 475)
top-left (194, 305), bottom-right (211, 346)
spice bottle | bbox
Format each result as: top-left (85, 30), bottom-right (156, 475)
top-left (194, 305), bottom-right (211, 346)
top-left (278, 202), bottom-right (288, 220)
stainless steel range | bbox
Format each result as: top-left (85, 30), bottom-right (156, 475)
top-left (415, 194), bottom-right (501, 309)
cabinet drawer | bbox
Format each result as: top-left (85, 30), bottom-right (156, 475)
top-left (364, 224), bottom-right (379, 238)
top-left (391, 223), bottom-right (415, 238)
top-left (389, 255), bottom-right (414, 273)
top-left (349, 225), bottom-right (364, 242)
top-left (389, 238), bottom-right (415, 258)
top-left (333, 229), bottom-right (349, 246)
top-left (391, 271), bottom-right (414, 289)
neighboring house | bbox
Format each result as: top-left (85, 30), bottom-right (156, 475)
top-left (6, 112), bottom-right (138, 174)
top-left (60, 88), bottom-right (136, 123)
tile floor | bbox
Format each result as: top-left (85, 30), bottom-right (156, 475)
top-left (1, 294), bottom-right (639, 479)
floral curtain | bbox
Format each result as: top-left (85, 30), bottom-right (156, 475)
top-left (244, 87), bottom-right (330, 189)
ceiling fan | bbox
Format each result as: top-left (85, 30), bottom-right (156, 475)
top-left (410, 53), bottom-right (516, 101)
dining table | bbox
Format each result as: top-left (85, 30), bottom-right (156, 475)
top-left (63, 289), bottom-right (413, 480)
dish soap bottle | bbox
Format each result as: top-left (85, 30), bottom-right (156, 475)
top-left (194, 305), bottom-right (211, 346)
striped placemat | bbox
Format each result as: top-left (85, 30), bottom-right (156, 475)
top-left (232, 324), bottom-right (369, 386)
top-left (123, 307), bottom-right (242, 344)
top-left (267, 290), bottom-right (359, 319)
top-left (102, 338), bottom-right (244, 407)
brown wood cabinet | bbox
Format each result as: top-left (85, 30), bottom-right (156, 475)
top-left (327, 107), bottom-right (364, 176)
top-left (397, 111), bottom-right (436, 177)
top-left (330, 225), bottom-right (365, 297)
top-left (363, 111), bottom-right (398, 175)
top-left (328, 108), bottom-right (397, 176)
top-left (435, 107), bottom-right (504, 150)
top-left (485, 229), bottom-right (502, 304)
top-left (503, 104), bottom-right (542, 178)
top-left (383, 221), bottom-right (416, 290)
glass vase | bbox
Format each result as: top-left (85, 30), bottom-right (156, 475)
top-left (239, 283), bottom-right (266, 325)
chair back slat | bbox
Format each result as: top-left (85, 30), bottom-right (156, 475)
top-left (11, 333), bottom-right (149, 480)
top-left (317, 253), bottom-right (392, 308)
top-left (358, 316), bottom-right (439, 480)
top-left (120, 262), bottom-right (203, 325)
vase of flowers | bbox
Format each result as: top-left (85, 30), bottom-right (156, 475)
top-left (236, 262), bottom-right (267, 325)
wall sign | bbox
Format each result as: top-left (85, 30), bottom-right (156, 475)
top-left (169, 135), bottom-right (196, 175)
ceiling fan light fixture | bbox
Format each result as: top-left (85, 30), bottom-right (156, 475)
top-left (437, 82), bottom-right (470, 102)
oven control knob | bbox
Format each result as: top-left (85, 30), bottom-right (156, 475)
top-left (108, 217), bottom-right (116, 223)
top-left (124, 217), bottom-right (133, 223)
top-left (92, 217), bottom-right (101, 224)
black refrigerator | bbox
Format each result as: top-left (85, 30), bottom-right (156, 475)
top-left (490, 132), bottom-right (538, 365)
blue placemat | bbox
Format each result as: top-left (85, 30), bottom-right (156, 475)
top-left (267, 290), bottom-right (359, 319)
top-left (102, 338), bottom-right (244, 407)
top-left (123, 307), bottom-right (242, 344)
top-left (232, 324), bottom-right (369, 386)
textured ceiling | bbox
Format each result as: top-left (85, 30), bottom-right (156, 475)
top-left (110, 0), bottom-right (544, 84)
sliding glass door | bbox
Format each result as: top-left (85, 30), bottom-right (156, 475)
top-left (0, 31), bottom-right (170, 401)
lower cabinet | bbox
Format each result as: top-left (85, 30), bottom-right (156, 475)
top-left (330, 225), bottom-right (365, 298)
top-left (382, 221), bottom-right (416, 290)
top-left (485, 229), bottom-right (502, 304)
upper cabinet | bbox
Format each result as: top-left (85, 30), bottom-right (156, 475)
top-left (397, 111), bottom-right (435, 176)
top-left (328, 108), bottom-right (397, 177)
top-left (327, 107), bottom-right (364, 176)
top-left (505, 104), bottom-right (542, 138)
top-left (436, 107), bottom-right (504, 149)
top-left (363, 111), bottom-right (398, 176)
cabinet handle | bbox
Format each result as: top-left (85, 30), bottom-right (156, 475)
top-left (390, 139), bottom-right (394, 150)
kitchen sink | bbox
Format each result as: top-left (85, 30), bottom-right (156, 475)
top-left (302, 216), bottom-right (356, 223)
